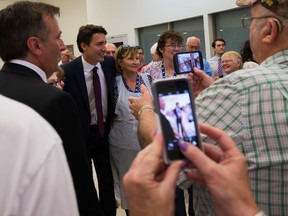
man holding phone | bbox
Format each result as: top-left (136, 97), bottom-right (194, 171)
top-left (130, 1), bottom-right (288, 215)
top-left (190, 0), bottom-right (288, 215)
top-left (123, 124), bottom-right (262, 216)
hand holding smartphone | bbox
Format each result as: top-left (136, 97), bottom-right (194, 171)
top-left (151, 77), bottom-right (202, 164)
top-left (173, 51), bottom-right (204, 74)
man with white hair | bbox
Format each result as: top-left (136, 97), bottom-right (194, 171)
top-left (123, 0), bottom-right (288, 215)
top-left (105, 43), bottom-right (117, 57)
top-left (191, 0), bottom-right (288, 215)
top-left (186, 36), bottom-right (212, 77)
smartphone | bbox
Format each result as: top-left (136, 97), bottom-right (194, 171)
top-left (173, 51), bottom-right (204, 74)
top-left (152, 77), bottom-right (202, 164)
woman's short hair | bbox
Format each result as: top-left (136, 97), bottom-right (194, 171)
top-left (56, 67), bottom-right (65, 80)
top-left (114, 45), bottom-right (139, 75)
top-left (156, 30), bottom-right (184, 58)
top-left (222, 51), bottom-right (243, 69)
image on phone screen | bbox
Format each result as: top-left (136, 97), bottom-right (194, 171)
top-left (157, 89), bottom-right (200, 161)
top-left (174, 51), bottom-right (203, 74)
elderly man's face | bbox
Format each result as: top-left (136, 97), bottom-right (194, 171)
top-left (186, 38), bottom-right (200, 51)
top-left (105, 43), bottom-right (116, 57)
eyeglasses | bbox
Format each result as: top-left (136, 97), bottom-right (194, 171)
top-left (221, 59), bottom-right (239, 64)
top-left (165, 44), bottom-right (183, 49)
top-left (187, 45), bottom-right (199, 50)
top-left (241, 14), bottom-right (284, 31)
top-left (105, 51), bottom-right (116, 56)
top-left (241, 15), bottom-right (271, 29)
top-left (48, 77), bottom-right (66, 86)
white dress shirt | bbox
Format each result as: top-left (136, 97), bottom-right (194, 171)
top-left (207, 55), bottom-right (227, 77)
top-left (0, 95), bottom-right (79, 216)
top-left (82, 56), bottom-right (108, 125)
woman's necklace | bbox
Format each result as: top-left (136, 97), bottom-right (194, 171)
top-left (162, 60), bottom-right (177, 78)
top-left (122, 74), bottom-right (140, 93)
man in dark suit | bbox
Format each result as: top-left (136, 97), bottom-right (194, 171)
top-left (0, 2), bottom-right (102, 216)
top-left (62, 25), bottom-right (117, 216)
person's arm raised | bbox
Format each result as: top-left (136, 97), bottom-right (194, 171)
top-left (123, 132), bottom-right (183, 216)
top-left (129, 84), bottom-right (156, 148)
top-left (188, 68), bottom-right (214, 97)
top-left (124, 123), bottom-right (263, 216)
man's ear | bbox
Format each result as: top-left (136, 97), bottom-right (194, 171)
top-left (27, 37), bottom-right (42, 55)
top-left (81, 42), bottom-right (87, 52)
top-left (262, 19), bottom-right (279, 44)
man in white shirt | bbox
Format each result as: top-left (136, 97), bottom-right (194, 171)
top-left (0, 2), bottom-right (102, 215)
top-left (0, 94), bottom-right (78, 216)
top-left (207, 38), bottom-right (226, 78)
top-left (58, 49), bottom-right (76, 66)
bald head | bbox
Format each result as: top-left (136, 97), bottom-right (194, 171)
top-left (105, 43), bottom-right (117, 57)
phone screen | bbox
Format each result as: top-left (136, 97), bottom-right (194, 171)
top-left (152, 78), bottom-right (202, 163)
top-left (174, 51), bottom-right (203, 74)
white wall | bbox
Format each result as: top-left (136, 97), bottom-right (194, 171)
top-left (86, 0), bottom-right (239, 58)
top-left (51, 0), bottom-right (88, 57)
top-left (0, 0), bottom-right (87, 58)
top-left (0, 0), bottom-right (240, 61)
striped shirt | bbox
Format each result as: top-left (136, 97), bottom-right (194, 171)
top-left (194, 50), bottom-right (288, 216)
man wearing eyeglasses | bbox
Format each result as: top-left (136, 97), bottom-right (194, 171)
top-left (186, 36), bottom-right (212, 77)
top-left (189, 0), bottom-right (288, 215)
top-left (121, 1), bottom-right (288, 216)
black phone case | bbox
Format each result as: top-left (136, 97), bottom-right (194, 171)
top-left (173, 51), bottom-right (204, 74)
top-left (151, 77), bottom-right (202, 164)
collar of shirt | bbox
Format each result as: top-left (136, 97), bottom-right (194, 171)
top-left (260, 50), bottom-right (288, 66)
top-left (214, 55), bottom-right (221, 60)
top-left (81, 55), bottom-right (107, 124)
top-left (81, 56), bottom-right (102, 74)
top-left (9, 59), bottom-right (47, 82)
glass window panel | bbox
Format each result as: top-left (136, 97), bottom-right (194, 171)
top-left (173, 17), bottom-right (206, 58)
top-left (138, 23), bottom-right (167, 64)
top-left (214, 7), bottom-right (250, 53)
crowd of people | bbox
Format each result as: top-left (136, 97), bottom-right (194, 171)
top-left (0, 0), bottom-right (288, 216)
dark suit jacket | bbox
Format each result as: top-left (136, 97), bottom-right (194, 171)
top-left (62, 56), bottom-right (116, 145)
top-left (0, 63), bottom-right (102, 216)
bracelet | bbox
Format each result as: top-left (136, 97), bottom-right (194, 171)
top-left (138, 105), bottom-right (154, 118)
top-left (255, 211), bottom-right (267, 216)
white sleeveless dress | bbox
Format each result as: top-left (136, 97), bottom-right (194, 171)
top-left (109, 74), bottom-right (151, 209)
